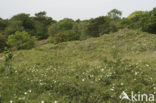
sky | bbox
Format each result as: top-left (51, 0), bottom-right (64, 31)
top-left (0, 0), bottom-right (156, 20)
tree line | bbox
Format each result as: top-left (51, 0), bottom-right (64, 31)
top-left (0, 7), bottom-right (156, 52)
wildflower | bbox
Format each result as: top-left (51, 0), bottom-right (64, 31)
top-left (24, 92), bottom-right (27, 95)
top-left (110, 88), bottom-right (114, 91)
top-left (101, 68), bottom-right (104, 72)
top-left (41, 101), bottom-right (44, 103)
top-left (135, 72), bottom-right (138, 75)
top-left (120, 83), bottom-right (124, 86)
top-left (54, 100), bottom-right (58, 103)
top-left (18, 97), bottom-right (25, 100)
top-left (10, 100), bottom-right (13, 103)
top-left (82, 79), bottom-right (85, 82)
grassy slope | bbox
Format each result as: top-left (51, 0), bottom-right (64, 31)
top-left (0, 29), bottom-right (156, 103)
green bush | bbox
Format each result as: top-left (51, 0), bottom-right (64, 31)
top-left (0, 34), bottom-right (7, 52)
top-left (49, 30), bottom-right (80, 44)
top-left (86, 16), bottom-right (116, 37)
top-left (53, 32), bottom-right (68, 44)
top-left (7, 31), bottom-right (35, 50)
top-left (64, 30), bottom-right (80, 41)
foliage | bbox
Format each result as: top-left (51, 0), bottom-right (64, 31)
top-left (0, 7), bottom-right (156, 52)
top-left (107, 9), bottom-right (122, 20)
top-left (146, 8), bottom-right (156, 34)
top-left (48, 18), bottom-right (79, 43)
top-left (87, 16), bottom-right (116, 37)
top-left (33, 11), bottom-right (56, 39)
top-left (127, 11), bottom-right (149, 19)
top-left (7, 31), bottom-right (35, 50)
top-left (53, 32), bottom-right (68, 43)
top-left (0, 19), bottom-right (8, 33)
top-left (119, 8), bottom-right (156, 34)
top-left (4, 20), bottom-right (24, 36)
top-left (48, 18), bottom-right (74, 36)
top-left (11, 13), bottom-right (34, 30)
top-left (0, 48), bottom-right (14, 76)
top-left (33, 21), bottom-right (48, 39)
top-left (0, 30), bottom-right (156, 102)
top-left (34, 11), bottom-right (55, 25)
top-left (0, 34), bottom-right (7, 52)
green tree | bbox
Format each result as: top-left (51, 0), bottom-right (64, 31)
top-left (48, 22), bottom-right (59, 36)
top-left (11, 13), bottom-right (34, 30)
top-left (87, 16), bottom-right (114, 37)
top-left (119, 10), bottom-right (151, 32)
top-left (107, 9), bottom-right (122, 20)
top-left (0, 19), bottom-right (8, 33)
top-left (34, 11), bottom-right (56, 25)
top-left (33, 11), bottom-right (56, 39)
top-left (7, 31), bottom-right (35, 50)
top-left (48, 18), bottom-right (74, 36)
top-left (4, 20), bottom-right (24, 36)
top-left (33, 21), bottom-right (48, 39)
top-left (72, 20), bottom-right (89, 40)
top-left (147, 8), bottom-right (156, 33)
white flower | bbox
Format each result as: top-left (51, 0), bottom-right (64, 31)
top-left (120, 83), bottom-right (124, 86)
top-left (82, 79), bottom-right (85, 82)
top-left (135, 72), bottom-right (138, 75)
top-left (110, 88), bottom-right (114, 91)
top-left (24, 92), bottom-right (27, 95)
top-left (54, 100), bottom-right (58, 103)
top-left (41, 101), bottom-right (44, 103)
top-left (10, 100), bottom-right (13, 103)
top-left (18, 97), bottom-right (25, 100)
top-left (101, 69), bottom-right (104, 72)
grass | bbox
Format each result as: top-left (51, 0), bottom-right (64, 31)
top-left (0, 29), bottom-right (156, 103)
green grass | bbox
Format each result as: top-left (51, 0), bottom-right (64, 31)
top-left (0, 29), bottom-right (156, 103)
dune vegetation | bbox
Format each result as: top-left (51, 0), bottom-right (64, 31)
top-left (0, 29), bottom-right (156, 103)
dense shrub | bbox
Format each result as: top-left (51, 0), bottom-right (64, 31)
top-left (4, 20), bottom-right (24, 36)
top-left (119, 8), bottom-right (156, 34)
top-left (53, 32), bottom-right (68, 43)
top-left (48, 18), bottom-right (74, 37)
top-left (0, 34), bottom-right (7, 52)
top-left (7, 31), bottom-right (35, 50)
top-left (86, 16), bottom-right (117, 37)
top-left (72, 20), bottom-right (90, 40)
top-left (49, 30), bottom-right (80, 44)
top-left (64, 30), bottom-right (80, 41)
top-left (34, 21), bottom-right (48, 39)
top-left (0, 19), bottom-right (8, 33)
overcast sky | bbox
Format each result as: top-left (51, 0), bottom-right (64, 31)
top-left (0, 0), bottom-right (155, 20)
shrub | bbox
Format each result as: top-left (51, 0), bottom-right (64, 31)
top-left (50, 30), bottom-right (80, 44)
top-left (53, 32), bottom-right (68, 44)
top-left (0, 34), bottom-right (7, 52)
top-left (7, 31), bottom-right (35, 50)
top-left (64, 30), bottom-right (80, 41)
top-left (86, 16), bottom-right (116, 37)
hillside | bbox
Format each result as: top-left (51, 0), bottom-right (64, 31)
top-left (0, 29), bottom-right (156, 103)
